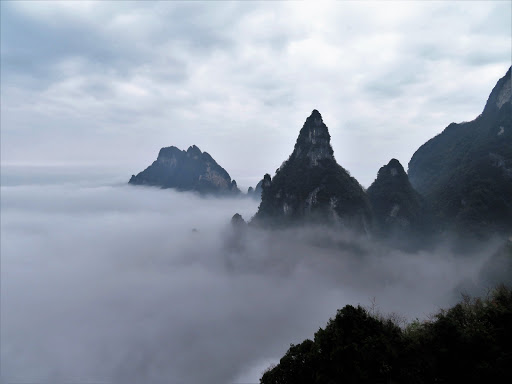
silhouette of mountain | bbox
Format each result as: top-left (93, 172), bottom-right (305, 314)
top-left (129, 145), bottom-right (240, 195)
top-left (367, 159), bottom-right (429, 242)
top-left (408, 67), bottom-right (511, 236)
top-left (252, 110), bottom-right (372, 231)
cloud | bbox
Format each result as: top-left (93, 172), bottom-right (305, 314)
top-left (1, 1), bottom-right (510, 187)
top-left (1, 168), bottom-right (505, 383)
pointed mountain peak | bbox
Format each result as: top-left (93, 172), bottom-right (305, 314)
top-left (187, 145), bottom-right (202, 155)
top-left (483, 66), bottom-right (511, 114)
top-left (368, 158), bottom-right (425, 238)
top-left (186, 145), bottom-right (204, 160)
top-left (310, 109), bottom-right (322, 118)
top-left (387, 158), bottom-right (401, 166)
top-left (304, 109), bottom-right (325, 127)
top-left (252, 110), bottom-right (372, 229)
top-left (385, 158), bottom-right (406, 177)
top-left (292, 110), bottom-right (334, 165)
top-left (496, 66), bottom-right (511, 109)
top-left (371, 158), bottom-right (409, 186)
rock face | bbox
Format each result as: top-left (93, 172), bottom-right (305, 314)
top-left (367, 159), bottom-right (428, 238)
top-left (408, 67), bottom-right (512, 235)
top-left (252, 110), bottom-right (372, 230)
top-left (129, 145), bottom-right (240, 195)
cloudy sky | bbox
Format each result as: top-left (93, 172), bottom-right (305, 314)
top-left (1, 1), bottom-right (511, 187)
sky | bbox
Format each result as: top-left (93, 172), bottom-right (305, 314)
top-left (1, 1), bottom-right (511, 188)
top-left (2, 167), bottom-right (506, 383)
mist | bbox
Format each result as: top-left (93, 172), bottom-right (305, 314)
top-left (0, 166), bottom-right (504, 383)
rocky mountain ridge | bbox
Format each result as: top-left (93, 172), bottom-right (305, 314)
top-left (129, 145), bottom-right (240, 195)
top-left (251, 110), bottom-right (372, 231)
top-left (129, 67), bottom-right (511, 241)
top-left (408, 66), bottom-right (511, 236)
top-left (367, 158), bottom-right (430, 244)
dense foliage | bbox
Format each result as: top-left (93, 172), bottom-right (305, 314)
top-left (261, 285), bottom-right (512, 384)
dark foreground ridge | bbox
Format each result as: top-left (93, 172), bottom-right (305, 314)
top-left (129, 145), bottom-right (240, 195)
top-left (261, 283), bottom-right (512, 384)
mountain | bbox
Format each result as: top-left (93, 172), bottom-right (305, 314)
top-left (408, 67), bottom-right (512, 236)
top-left (129, 145), bottom-right (240, 195)
top-left (252, 110), bottom-right (372, 230)
top-left (260, 285), bottom-right (512, 384)
top-left (478, 237), bottom-right (512, 288)
top-left (367, 158), bottom-right (429, 240)
top-left (247, 178), bottom-right (264, 200)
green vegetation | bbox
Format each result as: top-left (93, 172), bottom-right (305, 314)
top-left (261, 285), bottom-right (512, 384)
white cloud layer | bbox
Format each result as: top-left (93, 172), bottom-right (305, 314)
top-left (1, 167), bottom-right (505, 383)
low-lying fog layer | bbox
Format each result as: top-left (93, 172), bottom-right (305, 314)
top-left (0, 166), bottom-right (504, 383)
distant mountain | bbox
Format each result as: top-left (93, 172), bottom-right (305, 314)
top-left (129, 145), bottom-right (240, 195)
top-left (247, 178), bottom-right (264, 200)
top-left (252, 110), bottom-right (372, 230)
top-left (408, 67), bottom-right (512, 236)
top-left (367, 158), bottom-right (429, 240)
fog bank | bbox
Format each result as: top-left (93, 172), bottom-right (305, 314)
top-left (0, 167), bottom-right (504, 383)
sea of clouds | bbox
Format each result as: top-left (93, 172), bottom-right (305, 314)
top-left (0, 165), bottom-right (503, 383)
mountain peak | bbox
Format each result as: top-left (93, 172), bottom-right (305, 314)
top-left (157, 146), bottom-right (181, 160)
top-left (483, 66), bottom-right (511, 114)
top-left (129, 145), bottom-right (239, 195)
top-left (372, 159), bottom-right (410, 186)
top-left (292, 110), bottom-right (334, 165)
top-left (385, 158), bottom-right (406, 177)
top-left (252, 110), bottom-right (371, 229)
top-left (310, 109), bottom-right (322, 118)
top-left (408, 66), bottom-right (512, 236)
top-left (496, 66), bottom-right (511, 109)
top-left (186, 145), bottom-right (202, 157)
top-left (367, 159), bottom-right (426, 238)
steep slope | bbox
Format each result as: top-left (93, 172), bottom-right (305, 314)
top-left (260, 286), bottom-right (512, 384)
top-left (367, 159), bottom-right (428, 238)
top-left (129, 145), bottom-right (240, 195)
top-left (252, 110), bottom-right (372, 230)
top-left (408, 67), bottom-right (512, 235)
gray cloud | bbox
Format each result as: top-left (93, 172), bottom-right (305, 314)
top-left (1, 167), bottom-right (505, 383)
top-left (1, 1), bottom-right (510, 188)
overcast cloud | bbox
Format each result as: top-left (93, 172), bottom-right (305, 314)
top-left (1, 167), bottom-right (505, 383)
top-left (1, 1), bottom-right (511, 187)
